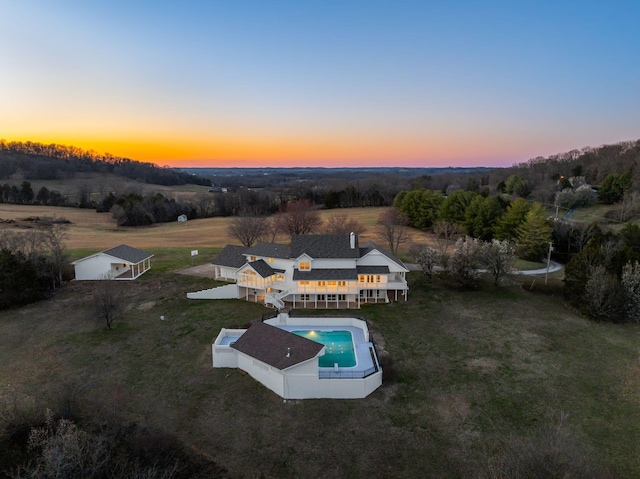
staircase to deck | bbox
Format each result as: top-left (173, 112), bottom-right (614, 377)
top-left (265, 289), bottom-right (291, 309)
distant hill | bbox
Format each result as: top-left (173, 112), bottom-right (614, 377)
top-left (488, 138), bottom-right (640, 203)
top-left (180, 166), bottom-right (495, 189)
top-left (0, 140), bottom-right (210, 187)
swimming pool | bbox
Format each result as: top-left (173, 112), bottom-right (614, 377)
top-left (291, 330), bottom-right (356, 368)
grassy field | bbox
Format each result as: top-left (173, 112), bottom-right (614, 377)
top-left (1, 204), bottom-right (639, 477)
top-left (0, 249), bottom-right (639, 476)
top-left (0, 204), bottom-right (434, 262)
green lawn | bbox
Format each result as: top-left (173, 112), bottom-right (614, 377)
top-left (1, 252), bottom-right (639, 478)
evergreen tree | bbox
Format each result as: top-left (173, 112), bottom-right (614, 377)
top-left (494, 197), bottom-right (530, 240)
top-left (438, 190), bottom-right (478, 226)
top-left (0, 249), bottom-right (43, 309)
top-left (516, 203), bottom-right (552, 261)
top-left (464, 195), bottom-right (506, 240)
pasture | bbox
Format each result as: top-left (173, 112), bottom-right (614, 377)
top-left (0, 204), bottom-right (639, 477)
top-left (0, 204), bottom-right (433, 259)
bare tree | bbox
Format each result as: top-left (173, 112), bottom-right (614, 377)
top-left (95, 276), bottom-right (125, 330)
top-left (479, 239), bottom-right (517, 286)
top-left (110, 204), bottom-right (128, 227)
top-left (274, 199), bottom-right (323, 239)
top-left (227, 213), bottom-right (270, 247)
top-left (446, 236), bottom-right (483, 288)
top-left (77, 183), bottom-right (93, 207)
top-left (584, 265), bottom-right (625, 322)
top-left (325, 212), bottom-right (366, 236)
top-left (622, 261), bottom-right (640, 322)
top-left (375, 208), bottom-right (411, 256)
top-left (570, 222), bottom-right (598, 252)
top-left (433, 220), bottom-right (461, 263)
top-left (409, 243), bottom-right (441, 279)
top-left (38, 216), bottom-right (69, 287)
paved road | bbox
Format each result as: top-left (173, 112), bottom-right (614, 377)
top-left (514, 260), bottom-right (563, 275)
top-left (406, 261), bottom-right (563, 275)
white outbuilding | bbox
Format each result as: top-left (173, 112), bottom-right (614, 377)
top-left (71, 244), bottom-right (154, 280)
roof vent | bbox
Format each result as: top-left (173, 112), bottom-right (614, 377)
top-left (286, 347), bottom-right (291, 358)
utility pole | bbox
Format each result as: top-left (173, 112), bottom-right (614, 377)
top-left (545, 242), bottom-right (554, 285)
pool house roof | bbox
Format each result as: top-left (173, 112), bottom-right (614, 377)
top-left (231, 322), bottom-right (324, 370)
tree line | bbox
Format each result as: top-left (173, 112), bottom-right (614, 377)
top-left (0, 140), bottom-right (210, 186)
top-left (0, 217), bottom-right (70, 309)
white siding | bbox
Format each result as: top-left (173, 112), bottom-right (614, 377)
top-left (73, 254), bottom-right (116, 280)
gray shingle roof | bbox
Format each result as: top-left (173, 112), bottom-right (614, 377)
top-left (290, 234), bottom-right (360, 259)
top-left (356, 265), bottom-right (390, 275)
top-left (245, 242), bottom-right (291, 259)
top-left (231, 322), bottom-right (324, 370)
top-left (293, 268), bottom-right (358, 281)
top-left (246, 260), bottom-right (276, 278)
top-left (212, 245), bottom-right (247, 268)
top-left (103, 244), bottom-right (153, 264)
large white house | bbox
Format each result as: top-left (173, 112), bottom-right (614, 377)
top-left (188, 233), bottom-right (409, 309)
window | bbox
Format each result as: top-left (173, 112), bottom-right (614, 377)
top-left (317, 281), bottom-right (326, 287)
top-left (367, 275), bottom-right (375, 283)
top-left (301, 294), bottom-right (310, 301)
top-left (359, 276), bottom-right (365, 283)
top-left (268, 257), bottom-right (274, 263)
top-left (300, 280), bottom-right (310, 285)
top-left (299, 261), bottom-right (310, 270)
top-left (377, 275), bottom-right (381, 283)
top-left (250, 256), bottom-right (256, 261)
top-left (338, 294), bottom-right (346, 301)
top-left (327, 294), bottom-right (337, 301)
top-left (276, 274), bottom-right (284, 281)
top-left (317, 294), bottom-right (325, 301)
top-left (327, 280), bottom-right (337, 286)
top-left (338, 281), bottom-right (346, 287)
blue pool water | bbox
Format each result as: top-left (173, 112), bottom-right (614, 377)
top-left (292, 330), bottom-right (356, 368)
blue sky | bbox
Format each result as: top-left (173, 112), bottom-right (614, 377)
top-left (1, 1), bottom-right (638, 167)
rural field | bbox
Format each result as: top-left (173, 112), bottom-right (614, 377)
top-left (0, 204), bottom-right (433, 258)
top-left (1, 204), bottom-right (639, 477)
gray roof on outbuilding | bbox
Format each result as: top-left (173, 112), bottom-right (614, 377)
top-left (290, 234), bottom-right (360, 259)
top-left (245, 242), bottom-right (291, 259)
top-left (102, 244), bottom-right (153, 264)
top-left (212, 245), bottom-right (247, 268)
top-left (293, 268), bottom-right (358, 281)
top-left (231, 322), bottom-right (324, 370)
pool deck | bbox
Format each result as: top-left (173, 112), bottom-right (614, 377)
top-left (218, 324), bottom-right (377, 377)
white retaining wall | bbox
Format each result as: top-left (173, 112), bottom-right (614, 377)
top-left (188, 284), bottom-right (239, 299)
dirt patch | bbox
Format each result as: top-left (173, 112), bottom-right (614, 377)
top-left (435, 392), bottom-right (471, 423)
top-left (137, 301), bottom-right (156, 311)
top-left (177, 263), bottom-right (216, 278)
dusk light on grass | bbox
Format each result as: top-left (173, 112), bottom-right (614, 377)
top-left (1, 1), bottom-right (639, 167)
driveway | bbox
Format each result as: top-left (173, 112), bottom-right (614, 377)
top-left (177, 263), bottom-right (216, 278)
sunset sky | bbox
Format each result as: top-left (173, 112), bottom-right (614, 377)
top-left (1, 1), bottom-right (638, 168)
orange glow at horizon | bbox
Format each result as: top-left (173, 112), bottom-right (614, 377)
top-left (4, 132), bottom-right (518, 168)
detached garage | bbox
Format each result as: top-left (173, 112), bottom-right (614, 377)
top-left (72, 244), bottom-right (153, 280)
